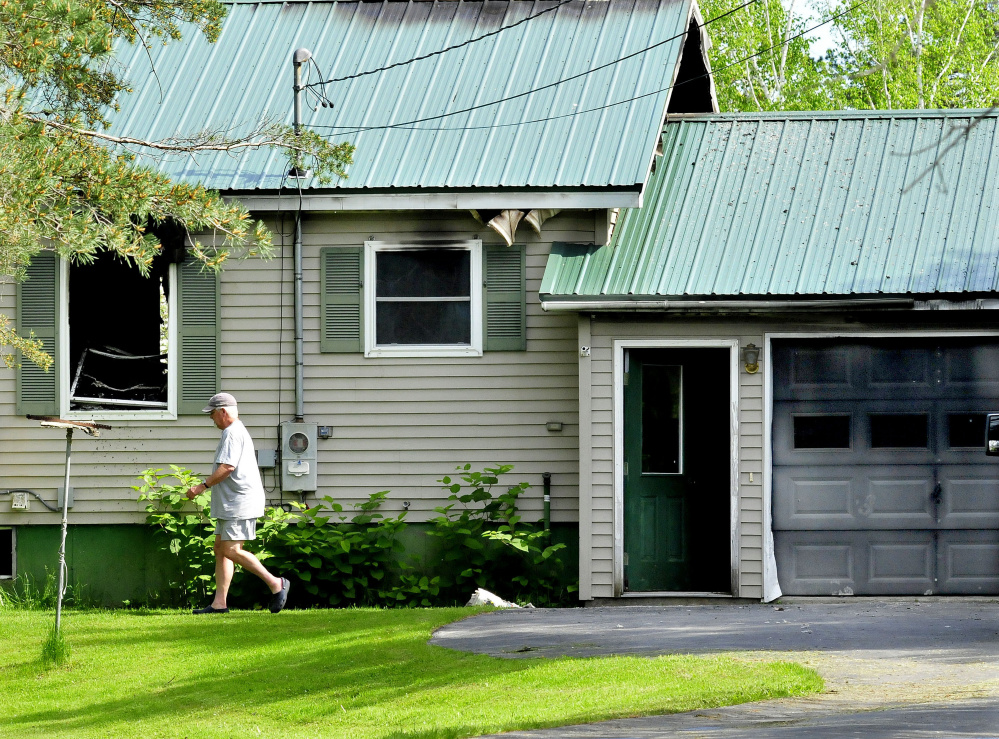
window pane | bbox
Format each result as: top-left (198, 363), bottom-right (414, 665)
top-left (793, 416), bottom-right (851, 449)
top-left (870, 414), bottom-right (928, 448)
top-left (949, 413), bottom-right (987, 448)
top-left (641, 364), bottom-right (681, 474)
top-left (376, 301), bottom-right (470, 345)
top-left (377, 250), bottom-right (470, 298)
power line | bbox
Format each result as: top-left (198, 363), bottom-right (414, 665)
top-left (310, 0), bottom-right (870, 137)
top-left (306, 0), bottom-right (758, 133)
top-left (306, 0), bottom-right (577, 90)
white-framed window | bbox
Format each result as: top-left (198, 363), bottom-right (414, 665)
top-left (364, 240), bottom-right (483, 358)
top-left (59, 257), bottom-right (178, 420)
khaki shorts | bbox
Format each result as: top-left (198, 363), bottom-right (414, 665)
top-left (217, 518), bottom-right (257, 541)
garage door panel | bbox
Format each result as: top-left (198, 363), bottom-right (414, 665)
top-left (774, 401), bottom-right (940, 466)
top-left (775, 530), bottom-right (935, 595)
top-left (938, 469), bottom-right (999, 528)
top-left (938, 532), bottom-right (999, 593)
top-left (772, 344), bottom-right (858, 402)
top-left (774, 466), bottom-right (936, 530)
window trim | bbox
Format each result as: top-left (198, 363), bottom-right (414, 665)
top-left (364, 240), bottom-right (483, 358)
top-left (59, 262), bottom-right (178, 420)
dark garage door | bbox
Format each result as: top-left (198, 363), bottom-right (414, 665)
top-left (773, 339), bottom-right (999, 595)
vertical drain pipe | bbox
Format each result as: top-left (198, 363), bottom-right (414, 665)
top-left (292, 48), bottom-right (311, 422)
top-left (542, 472), bottom-right (552, 538)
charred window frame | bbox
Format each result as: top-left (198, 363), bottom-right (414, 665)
top-left (59, 257), bottom-right (179, 419)
top-left (363, 241), bottom-right (483, 358)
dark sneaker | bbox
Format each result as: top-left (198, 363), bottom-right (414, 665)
top-left (193, 605), bottom-right (229, 614)
top-left (270, 577), bottom-right (290, 613)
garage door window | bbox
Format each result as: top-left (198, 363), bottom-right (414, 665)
top-left (870, 414), bottom-right (928, 448)
top-left (949, 413), bottom-right (987, 448)
top-left (793, 415), bottom-right (850, 449)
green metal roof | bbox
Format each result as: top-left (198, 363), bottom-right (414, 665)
top-left (542, 109), bottom-right (999, 299)
top-left (111, 0), bottom-right (693, 193)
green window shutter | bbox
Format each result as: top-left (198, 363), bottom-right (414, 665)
top-left (16, 251), bottom-right (59, 415)
top-left (178, 260), bottom-right (220, 414)
top-left (321, 247), bottom-right (364, 353)
top-left (483, 244), bottom-right (527, 351)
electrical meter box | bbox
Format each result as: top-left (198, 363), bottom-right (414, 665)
top-left (280, 421), bottom-right (318, 492)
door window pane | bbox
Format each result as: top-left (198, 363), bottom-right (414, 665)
top-left (870, 414), bottom-right (928, 448)
top-left (793, 415), bottom-right (851, 449)
top-left (948, 413), bottom-right (987, 448)
top-left (642, 364), bottom-right (681, 474)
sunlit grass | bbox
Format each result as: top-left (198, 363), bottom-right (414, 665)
top-left (0, 608), bottom-right (822, 739)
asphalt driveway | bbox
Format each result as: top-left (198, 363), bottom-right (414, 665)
top-left (431, 599), bottom-right (999, 738)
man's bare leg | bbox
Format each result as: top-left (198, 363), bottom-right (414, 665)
top-left (219, 540), bottom-right (283, 594)
top-left (211, 537), bottom-right (235, 608)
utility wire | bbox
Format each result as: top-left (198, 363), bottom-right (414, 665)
top-left (306, 0), bottom-right (577, 89)
top-left (310, 0), bottom-right (870, 137)
top-left (307, 0), bottom-right (758, 134)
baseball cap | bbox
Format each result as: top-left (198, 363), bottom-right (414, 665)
top-left (202, 392), bottom-right (238, 413)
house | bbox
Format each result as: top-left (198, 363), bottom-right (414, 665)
top-left (1, 0), bottom-right (717, 602)
top-left (5, 2), bottom-right (996, 605)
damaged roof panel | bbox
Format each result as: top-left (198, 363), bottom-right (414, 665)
top-left (542, 109), bottom-right (999, 298)
top-left (110, 0), bottom-right (693, 192)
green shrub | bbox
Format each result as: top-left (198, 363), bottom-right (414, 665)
top-left (134, 466), bottom-right (219, 606)
top-left (427, 464), bottom-right (573, 606)
top-left (265, 492), bottom-right (421, 608)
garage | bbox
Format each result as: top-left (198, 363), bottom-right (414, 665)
top-left (772, 338), bottom-right (999, 595)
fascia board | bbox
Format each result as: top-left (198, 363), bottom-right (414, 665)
top-left (226, 190), bottom-right (642, 212)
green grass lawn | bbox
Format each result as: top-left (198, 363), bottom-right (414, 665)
top-left (0, 608), bottom-right (822, 739)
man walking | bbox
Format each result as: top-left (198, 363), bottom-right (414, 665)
top-left (187, 392), bottom-right (290, 614)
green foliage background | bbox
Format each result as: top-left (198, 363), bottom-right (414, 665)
top-left (699, 0), bottom-right (999, 113)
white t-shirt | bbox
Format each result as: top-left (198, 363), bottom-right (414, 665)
top-left (211, 419), bottom-right (265, 520)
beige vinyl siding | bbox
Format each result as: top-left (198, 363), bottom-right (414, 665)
top-left (0, 211), bottom-right (584, 526)
top-left (582, 318), bottom-right (766, 600)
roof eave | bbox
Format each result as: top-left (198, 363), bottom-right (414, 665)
top-left (536, 296), bottom-right (999, 313)
top-left (226, 188), bottom-right (643, 212)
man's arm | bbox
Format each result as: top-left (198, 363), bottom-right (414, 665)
top-left (186, 464), bottom-right (235, 499)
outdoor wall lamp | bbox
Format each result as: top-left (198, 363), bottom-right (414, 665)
top-left (743, 343), bottom-right (760, 374)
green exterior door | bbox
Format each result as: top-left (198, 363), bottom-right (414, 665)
top-left (623, 348), bottom-right (731, 593)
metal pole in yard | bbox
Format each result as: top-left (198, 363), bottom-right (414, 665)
top-left (27, 416), bottom-right (111, 637)
top-left (54, 427), bottom-right (73, 636)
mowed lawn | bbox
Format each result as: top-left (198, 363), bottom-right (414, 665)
top-left (0, 608), bottom-right (822, 739)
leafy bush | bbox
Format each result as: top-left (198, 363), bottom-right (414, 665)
top-left (265, 492), bottom-right (426, 607)
top-left (428, 464), bottom-right (573, 606)
top-left (135, 466), bottom-right (220, 606)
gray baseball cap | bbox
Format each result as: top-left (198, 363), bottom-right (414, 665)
top-left (202, 392), bottom-right (237, 413)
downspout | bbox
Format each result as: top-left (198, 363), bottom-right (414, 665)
top-left (292, 48), bottom-right (311, 422)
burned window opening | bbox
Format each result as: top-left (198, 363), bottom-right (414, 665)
top-left (68, 253), bottom-right (171, 410)
top-left (666, 20), bottom-right (714, 114)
